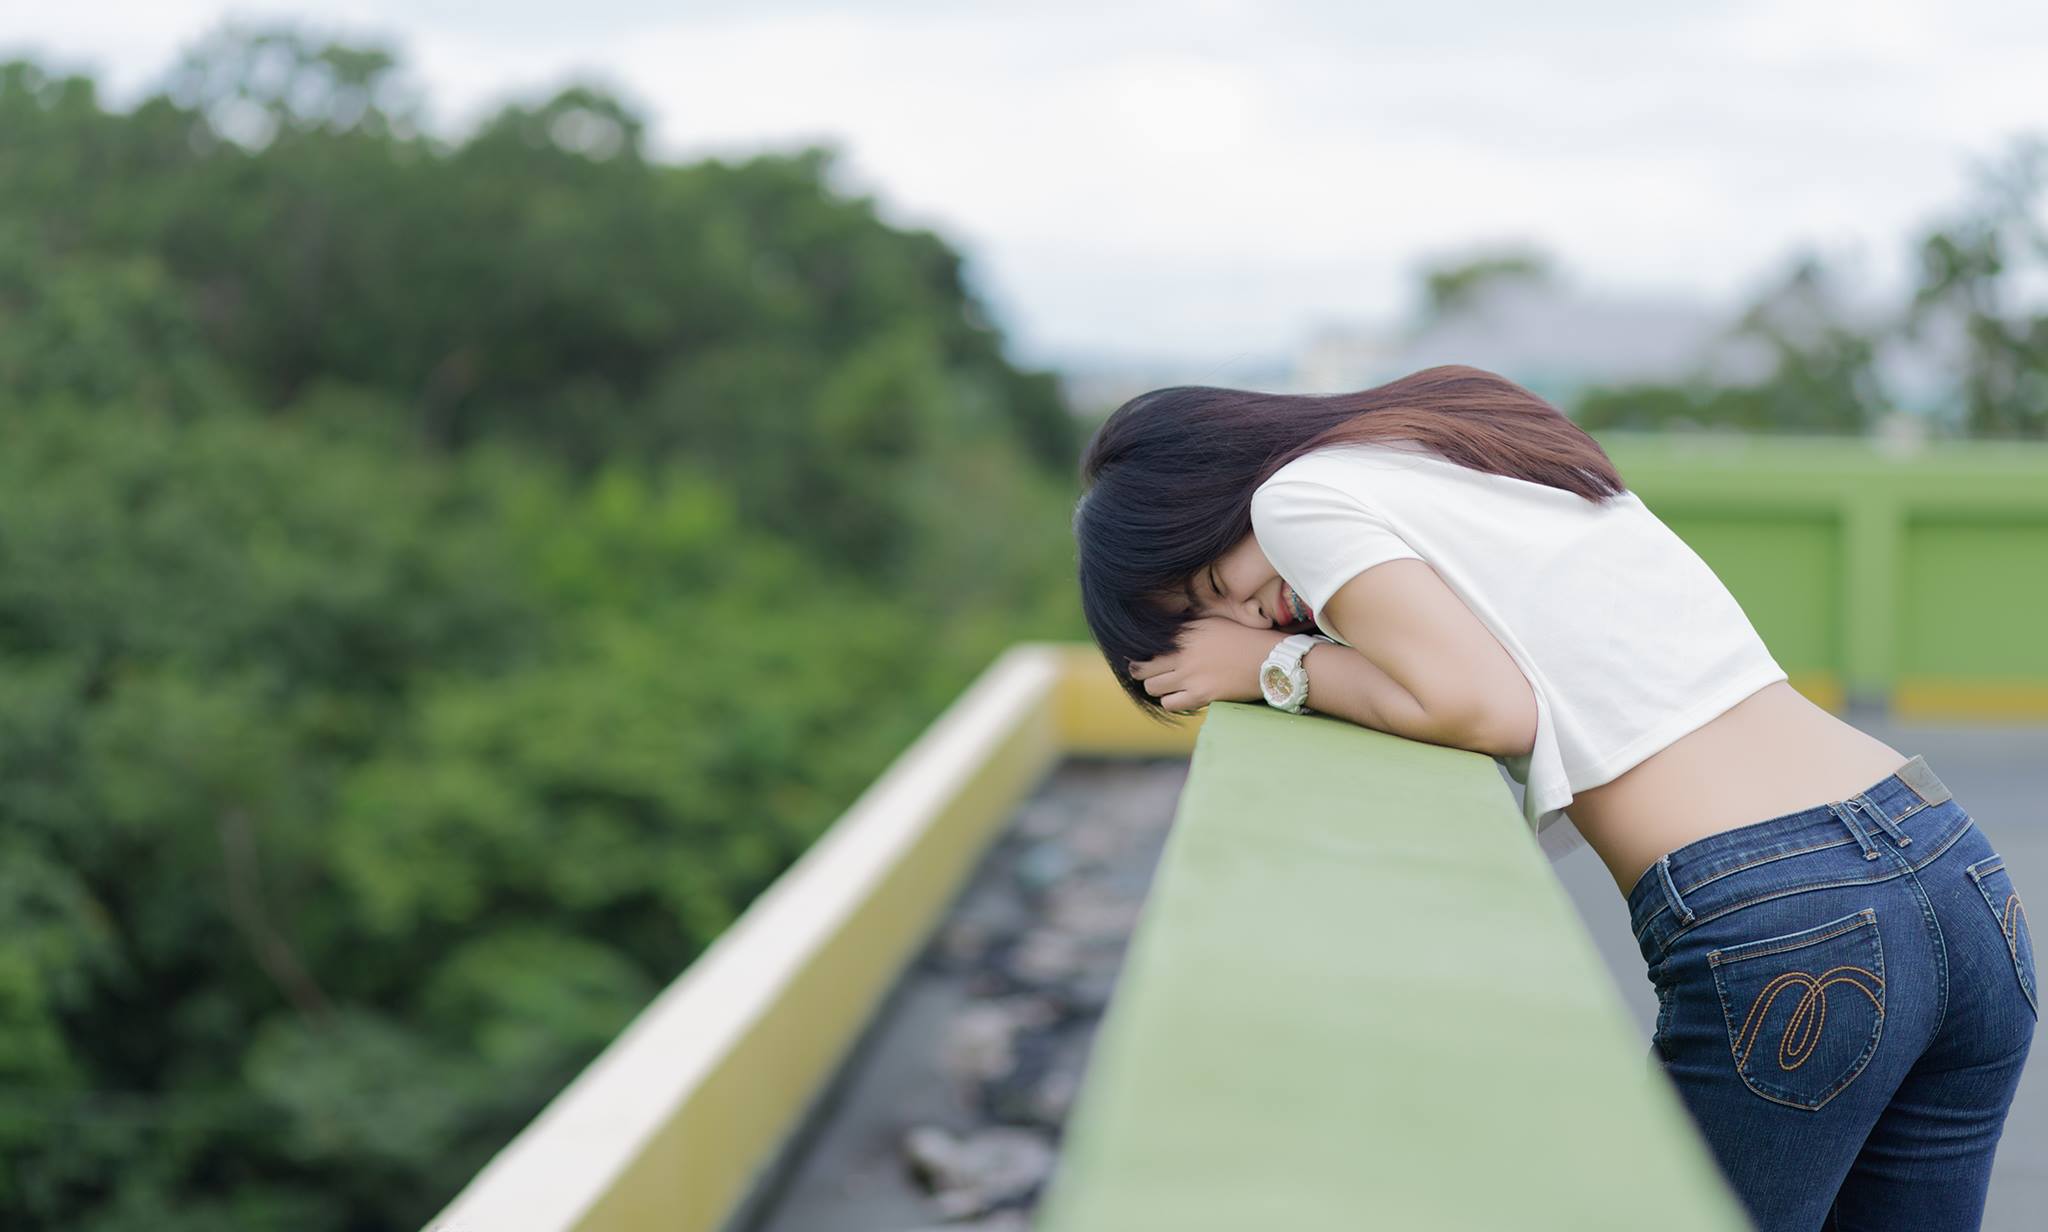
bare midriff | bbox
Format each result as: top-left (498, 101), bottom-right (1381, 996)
top-left (1566, 681), bottom-right (1909, 898)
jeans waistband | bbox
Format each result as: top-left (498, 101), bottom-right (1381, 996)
top-left (1626, 753), bottom-right (1963, 958)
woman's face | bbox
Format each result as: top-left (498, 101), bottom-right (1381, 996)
top-left (1160, 533), bottom-right (1319, 633)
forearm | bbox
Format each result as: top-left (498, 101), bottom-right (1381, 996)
top-left (1301, 642), bottom-right (1488, 753)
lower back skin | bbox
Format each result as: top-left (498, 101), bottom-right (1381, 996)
top-left (1567, 681), bottom-right (1909, 897)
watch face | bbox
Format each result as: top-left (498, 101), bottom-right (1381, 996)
top-left (1261, 664), bottom-right (1294, 704)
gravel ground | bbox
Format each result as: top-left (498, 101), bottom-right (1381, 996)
top-left (734, 757), bottom-right (1188, 1232)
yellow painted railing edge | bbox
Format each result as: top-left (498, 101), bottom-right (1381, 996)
top-left (1894, 677), bottom-right (2048, 719)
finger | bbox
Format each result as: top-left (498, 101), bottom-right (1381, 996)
top-left (1142, 670), bottom-right (1183, 699)
top-left (1160, 690), bottom-right (1203, 713)
top-left (1130, 656), bottom-right (1178, 681)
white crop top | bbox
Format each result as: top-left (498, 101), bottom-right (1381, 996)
top-left (1248, 440), bottom-right (1789, 863)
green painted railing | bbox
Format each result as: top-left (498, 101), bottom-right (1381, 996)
top-left (1601, 432), bottom-right (2048, 716)
top-left (1035, 701), bottom-right (1751, 1230)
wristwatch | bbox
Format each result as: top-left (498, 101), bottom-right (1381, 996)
top-left (1261, 633), bottom-right (1334, 713)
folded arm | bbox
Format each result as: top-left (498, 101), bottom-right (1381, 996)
top-left (1304, 559), bottom-right (1537, 759)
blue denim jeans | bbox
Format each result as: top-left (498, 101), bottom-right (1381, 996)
top-left (1628, 754), bottom-right (2038, 1231)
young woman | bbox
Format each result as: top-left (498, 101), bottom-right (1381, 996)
top-left (1072, 364), bottom-right (2037, 1230)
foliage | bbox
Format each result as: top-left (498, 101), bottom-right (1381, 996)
top-left (1573, 134), bottom-right (2048, 437)
top-left (0, 21), bottom-right (1087, 1231)
top-left (1415, 246), bottom-right (1555, 325)
top-left (1576, 254), bottom-right (1887, 435)
top-left (1903, 135), bottom-right (2048, 438)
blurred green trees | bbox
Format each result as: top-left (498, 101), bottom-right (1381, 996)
top-left (0, 21), bottom-right (1083, 1231)
top-left (1572, 135), bottom-right (2048, 438)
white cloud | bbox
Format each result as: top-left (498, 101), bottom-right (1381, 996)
top-left (4, 1), bottom-right (2045, 366)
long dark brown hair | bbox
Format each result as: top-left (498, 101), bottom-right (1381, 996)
top-left (1073, 363), bottom-right (1626, 721)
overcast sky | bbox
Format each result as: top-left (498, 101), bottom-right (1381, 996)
top-left (7, 1), bottom-right (2047, 371)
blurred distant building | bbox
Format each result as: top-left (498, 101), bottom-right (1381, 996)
top-left (1057, 355), bottom-right (1295, 420)
top-left (1057, 274), bottom-right (1961, 428)
top-left (1285, 279), bottom-right (1772, 407)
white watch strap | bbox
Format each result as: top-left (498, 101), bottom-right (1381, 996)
top-left (1271, 632), bottom-right (1330, 671)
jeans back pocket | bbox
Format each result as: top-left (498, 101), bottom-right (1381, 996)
top-left (1707, 906), bottom-right (1886, 1110)
top-left (1966, 853), bottom-right (2038, 1020)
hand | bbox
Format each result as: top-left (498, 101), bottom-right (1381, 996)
top-left (1127, 618), bottom-right (1289, 713)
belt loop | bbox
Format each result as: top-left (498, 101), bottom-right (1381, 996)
top-left (1853, 793), bottom-right (1913, 847)
top-left (1654, 853), bottom-right (1695, 925)
top-left (1830, 800), bottom-right (1882, 860)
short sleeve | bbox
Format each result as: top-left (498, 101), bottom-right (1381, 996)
top-left (1249, 476), bottom-right (1423, 628)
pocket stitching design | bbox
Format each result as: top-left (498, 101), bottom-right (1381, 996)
top-left (1707, 909), bottom-right (1886, 1110)
top-left (1729, 964), bottom-right (1884, 1074)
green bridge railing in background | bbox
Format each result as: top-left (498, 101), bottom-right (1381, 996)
top-left (1035, 701), bottom-right (1751, 1230)
top-left (1604, 432), bottom-right (2048, 717)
